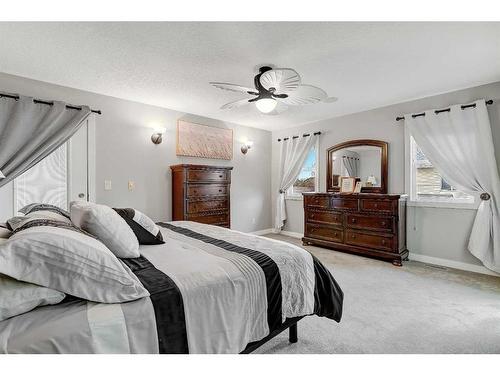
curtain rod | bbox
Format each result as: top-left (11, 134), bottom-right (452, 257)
top-left (395, 99), bottom-right (493, 122)
top-left (0, 93), bottom-right (102, 115)
top-left (277, 131), bottom-right (321, 142)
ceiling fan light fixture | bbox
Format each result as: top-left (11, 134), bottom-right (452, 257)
top-left (255, 98), bottom-right (277, 113)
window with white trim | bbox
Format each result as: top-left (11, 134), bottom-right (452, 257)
top-left (286, 143), bottom-right (319, 199)
top-left (407, 135), bottom-right (476, 206)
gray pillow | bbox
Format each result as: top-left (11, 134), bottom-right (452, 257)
top-left (0, 273), bottom-right (66, 321)
top-left (0, 224), bottom-right (10, 239)
top-left (70, 201), bottom-right (140, 258)
top-left (0, 222), bottom-right (149, 303)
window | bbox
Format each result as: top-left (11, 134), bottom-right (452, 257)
top-left (286, 143), bottom-right (318, 199)
top-left (407, 135), bottom-right (475, 207)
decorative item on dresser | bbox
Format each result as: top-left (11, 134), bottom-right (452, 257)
top-left (170, 164), bottom-right (233, 228)
top-left (302, 193), bottom-right (408, 266)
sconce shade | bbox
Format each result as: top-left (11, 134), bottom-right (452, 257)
top-left (241, 140), bottom-right (253, 155)
top-left (151, 133), bottom-right (163, 145)
top-left (0, 169), bottom-right (4, 179)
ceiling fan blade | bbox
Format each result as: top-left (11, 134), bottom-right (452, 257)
top-left (323, 96), bottom-right (338, 103)
top-left (260, 69), bottom-right (301, 94)
top-left (220, 98), bottom-right (251, 110)
top-left (272, 93), bottom-right (288, 99)
top-left (276, 84), bottom-right (328, 106)
top-left (210, 82), bottom-right (258, 95)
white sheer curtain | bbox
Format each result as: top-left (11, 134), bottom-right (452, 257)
top-left (405, 99), bottom-right (500, 273)
top-left (274, 134), bottom-right (318, 231)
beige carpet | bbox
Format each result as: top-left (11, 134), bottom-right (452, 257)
top-left (255, 234), bottom-right (500, 354)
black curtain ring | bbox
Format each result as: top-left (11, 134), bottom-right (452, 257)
top-left (480, 192), bottom-right (491, 201)
top-left (279, 189), bottom-right (285, 194)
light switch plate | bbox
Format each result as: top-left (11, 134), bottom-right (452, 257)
top-left (128, 181), bottom-right (135, 191)
top-left (104, 180), bottom-right (112, 191)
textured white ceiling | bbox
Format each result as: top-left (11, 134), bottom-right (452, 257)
top-left (0, 22), bottom-right (499, 131)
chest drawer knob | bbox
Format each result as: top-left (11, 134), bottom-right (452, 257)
top-left (333, 232), bottom-right (338, 237)
top-left (374, 203), bottom-right (378, 208)
top-left (351, 218), bottom-right (356, 223)
top-left (351, 234), bottom-right (356, 239)
top-left (381, 221), bottom-right (386, 226)
top-left (219, 175), bottom-right (223, 178)
top-left (381, 239), bottom-right (386, 245)
top-left (219, 189), bottom-right (222, 192)
top-left (310, 213), bottom-right (315, 218)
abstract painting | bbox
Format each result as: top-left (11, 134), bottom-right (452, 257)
top-left (176, 120), bottom-right (233, 160)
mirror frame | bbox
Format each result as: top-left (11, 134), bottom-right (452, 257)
top-left (326, 139), bottom-right (388, 194)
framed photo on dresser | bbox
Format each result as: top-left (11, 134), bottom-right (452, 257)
top-left (340, 177), bottom-right (356, 193)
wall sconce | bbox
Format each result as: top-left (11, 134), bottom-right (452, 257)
top-left (151, 126), bottom-right (166, 145)
top-left (241, 140), bottom-right (253, 154)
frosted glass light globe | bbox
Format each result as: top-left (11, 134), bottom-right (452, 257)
top-left (255, 98), bottom-right (277, 113)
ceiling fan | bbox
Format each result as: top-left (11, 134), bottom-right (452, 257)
top-left (210, 66), bottom-right (337, 114)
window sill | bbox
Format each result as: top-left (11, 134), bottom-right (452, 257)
top-left (285, 195), bottom-right (304, 201)
top-left (407, 200), bottom-right (478, 210)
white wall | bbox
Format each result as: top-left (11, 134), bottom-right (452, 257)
top-left (0, 73), bottom-right (272, 232)
top-left (272, 81), bottom-right (500, 269)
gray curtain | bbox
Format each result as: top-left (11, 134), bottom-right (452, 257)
top-left (342, 156), bottom-right (359, 177)
top-left (0, 95), bottom-right (91, 187)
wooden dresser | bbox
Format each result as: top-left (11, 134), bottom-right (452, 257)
top-left (302, 193), bottom-right (408, 265)
top-left (170, 164), bottom-right (233, 228)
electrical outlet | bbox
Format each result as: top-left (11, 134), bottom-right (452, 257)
top-left (128, 180), bottom-right (136, 191)
top-left (104, 180), bottom-right (112, 191)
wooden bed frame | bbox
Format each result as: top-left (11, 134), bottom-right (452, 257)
top-left (241, 317), bottom-right (303, 354)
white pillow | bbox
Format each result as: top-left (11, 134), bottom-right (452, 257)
top-left (0, 274), bottom-right (66, 321)
top-left (0, 225), bottom-right (149, 303)
top-left (70, 201), bottom-right (140, 258)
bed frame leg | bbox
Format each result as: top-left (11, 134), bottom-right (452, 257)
top-left (289, 323), bottom-right (298, 343)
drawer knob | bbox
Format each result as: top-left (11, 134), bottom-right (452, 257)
top-left (334, 232), bottom-right (338, 237)
top-left (351, 218), bottom-right (356, 223)
top-left (381, 221), bottom-right (386, 226)
top-left (382, 239), bottom-right (386, 245)
top-left (311, 213), bottom-right (315, 218)
top-left (374, 203), bottom-right (378, 208)
top-left (219, 189), bottom-right (222, 192)
top-left (219, 175), bottom-right (223, 178)
top-left (351, 234), bottom-right (356, 239)
top-left (311, 228), bottom-right (315, 232)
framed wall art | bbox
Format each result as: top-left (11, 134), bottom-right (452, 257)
top-left (176, 120), bottom-right (233, 160)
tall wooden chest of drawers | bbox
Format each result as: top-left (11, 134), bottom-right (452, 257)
top-left (302, 193), bottom-right (408, 265)
top-left (170, 164), bottom-right (233, 228)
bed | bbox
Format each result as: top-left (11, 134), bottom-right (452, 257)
top-left (0, 221), bottom-right (343, 354)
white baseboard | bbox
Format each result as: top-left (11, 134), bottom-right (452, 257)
top-left (278, 230), bottom-right (303, 239)
top-left (249, 228), bottom-right (274, 236)
top-left (250, 228), bottom-right (303, 239)
top-left (410, 253), bottom-right (499, 277)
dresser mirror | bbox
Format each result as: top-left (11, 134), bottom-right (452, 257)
top-left (326, 139), bottom-right (388, 194)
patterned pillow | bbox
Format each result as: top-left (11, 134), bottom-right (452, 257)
top-left (0, 223), bottom-right (11, 239)
top-left (113, 208), bottom-right (164, 245)
top-left (19, 203), bottom-right (70, 219)
top-left (0, 220), bottom-right (149, 303)
top-left (7, 210), bottom-right (72, 231)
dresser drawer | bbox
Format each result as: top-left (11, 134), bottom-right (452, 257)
top-left (360, 199), bottom-right (394, 213)
top-left (345, 230), bottom-right (394, 252)
top-left (346, 214), bottom-right (394, 233)
top-left (187, 184), bottom-right (228, 197)
top-left (304, 195), bottom-right (330, 209)
top-left (306, 210), bottom-right (343, 226)
top-left (187, 169), bottom-right (228, 183)
top-left (331, 198), bottom-right (358, 210)
top-left (305, 224), bottom-right (343, 243)
top-left (187, 198), bottom-right (228, 214)
top-left (187, 212), bottom-right (229, 226)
